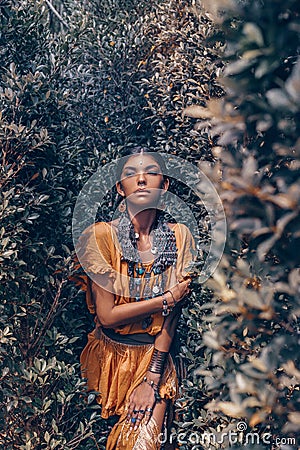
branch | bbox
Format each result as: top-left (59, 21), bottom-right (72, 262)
top-left (44, 0), bottom-right (69, 29)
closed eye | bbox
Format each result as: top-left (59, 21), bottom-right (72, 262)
top-left (123, 171), bottom-right (135, 177)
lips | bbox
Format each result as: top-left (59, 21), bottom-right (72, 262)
top-left (135, 189), bottom-right (150, 193)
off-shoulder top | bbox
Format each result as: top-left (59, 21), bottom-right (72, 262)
top-left (72, 221), bottom-right (196, 336)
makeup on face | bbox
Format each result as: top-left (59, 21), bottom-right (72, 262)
top-left (121, 161), bottom-right (162, 179)
top-left (117, 154), bottom-right (168, 210)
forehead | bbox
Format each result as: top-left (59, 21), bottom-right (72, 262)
top-left (122, 154), bottom-right (161, 170)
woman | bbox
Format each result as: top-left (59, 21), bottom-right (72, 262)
top-left (73, 147), bottom-right (196, 449)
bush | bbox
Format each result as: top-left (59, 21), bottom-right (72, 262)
top-left (183, 0), bottom-right (300, 448)
top-left (0, 0), bottom-right (221, 448)
top-left (0, 1), bottom-right (107, 447)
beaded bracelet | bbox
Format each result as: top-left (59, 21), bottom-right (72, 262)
top-left (165, 289), bottom-right (176, 306)
top-left (162, 295), bottom-right (169, 317)
top-left (143, 376), bottom-right (159, 390)
top-left (143, 376), bottom-right (162, 402)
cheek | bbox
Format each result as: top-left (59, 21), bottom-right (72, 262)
top-left (121, 180), bottom-right (137, 194)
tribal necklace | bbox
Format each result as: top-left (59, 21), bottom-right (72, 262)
top-left (117, 211), bottom-right (177, 328)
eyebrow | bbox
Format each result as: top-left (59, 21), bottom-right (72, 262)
top-left (122, 164), bottom-right (161, 171)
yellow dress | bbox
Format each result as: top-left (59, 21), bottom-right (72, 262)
top-left (73, 222), bottom-right (195, 449)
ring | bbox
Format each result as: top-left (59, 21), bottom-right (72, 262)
top-left (133, 409), bottom-right (139, 414)
top-left (131, 417), bottom-right (137, 423)
top-left (139, 409), bottom-right (145, 414)
top-left (146, 407), bottom-right (153, 412)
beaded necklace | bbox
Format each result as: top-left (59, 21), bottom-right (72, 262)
top-left (117, 211), bottom-right (177, 328)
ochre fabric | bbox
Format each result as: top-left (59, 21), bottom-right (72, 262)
top-left (81, 328), bottom-right (177, 420)
top-left (73, 221), bottom-right (195, 335)
top-left (111, 416), bottom-right (160, 450)
top-left (73, 221), bottom-right (196, 449)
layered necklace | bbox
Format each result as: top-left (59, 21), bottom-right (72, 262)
top-left (117, 211), bottom-right (177, 328)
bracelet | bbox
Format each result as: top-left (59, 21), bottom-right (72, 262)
top-left (162, 294), bottom-right (170, 316)
top-left (148, 348), bottom-right (168, 375)
top-left (165, 289), bottom-right (176, 306)
top-left (143, 376), bottom-right (162, 402)
top-left (143, 376), bottom-right (158, 390)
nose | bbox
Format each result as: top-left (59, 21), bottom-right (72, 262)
top-left (137, 171), bottom-right (146, 184)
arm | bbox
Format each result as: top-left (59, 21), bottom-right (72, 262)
top-left (92, 275), bottom-right (190, 328)
top-left (153, 302), bottom-right (182, 351)
top-left (126, 303), bottom-right (185, 429)
top-left (125, 226), bottom-right (195, 428)
top-left (142, 303), bottom-right (182, 387)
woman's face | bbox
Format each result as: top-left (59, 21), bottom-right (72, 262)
top-left (116, 154), bottom-right (169, 209)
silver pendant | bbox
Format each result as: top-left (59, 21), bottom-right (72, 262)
top-left (152, 285), bottom-right (160, 294)
top-left (151, 246), bottom-right (157, 255)
top-left (144, 281), bottom-right (152, 297)
top-left (134, 232), bottom-right (139, 240)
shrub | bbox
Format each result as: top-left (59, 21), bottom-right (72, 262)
top-left (183, 0), bottom-right (300, 448)
top-left (0, 1), bottom-right (107, 447)
top-left (0, 0), bottom-right (224, 447)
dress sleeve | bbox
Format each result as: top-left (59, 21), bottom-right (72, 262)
top-left (76, 222), bottom-right (114, 276)
top-left (71, 222), bottom-right (115, 313)
top-left (174, 223), bottom-right (197, 280)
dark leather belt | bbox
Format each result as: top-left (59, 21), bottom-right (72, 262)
top-left (101, 327), bottom-right (155, 345)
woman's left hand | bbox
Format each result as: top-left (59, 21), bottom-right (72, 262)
top-left (126, 373), bottom-right (160, 431)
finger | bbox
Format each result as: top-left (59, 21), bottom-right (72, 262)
top-left (138, 409), bottom-right (145, 420)
top-left (126, 401), bottom-right (136, 423)
top-left (129, 415), bottom-right (139, 430)
top-left (129, 416), bottom-right (138, 430)
top-left (127, 394), bottom-right (134, 411)
top-left (129, 406), bottom-right (140, 430)
top-left (178, 277), bottom-right (190, 285)
top-left (133, 407), bottom-right (145, 431)
top-left (134, 416), bottom-right (143, 431)
top-left (126, 410), bottom-right (131, 424)
top-left (127, 400), bottom-right (134, 415)
top-left (143, 406), bottom-right (153, 425)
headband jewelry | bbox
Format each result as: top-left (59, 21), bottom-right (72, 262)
top-left (139, 148), bottom-right (144, 165)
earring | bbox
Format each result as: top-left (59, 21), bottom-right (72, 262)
top-left (118, 199), bottom-right (126, 213)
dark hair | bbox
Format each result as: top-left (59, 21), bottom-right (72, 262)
top-left (116, 146), bottom-right (168, 182)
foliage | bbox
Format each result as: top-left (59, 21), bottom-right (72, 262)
top-left (0, 0), bottom-right (221, 448)
top-left (4, 0), bottom-right (297, 448)
top-left (0, 0), bottom-right (300, 450)
top-left (183, 0), bottom-right (300, 448)
top-left (0, 1), bottom-right (108, 448)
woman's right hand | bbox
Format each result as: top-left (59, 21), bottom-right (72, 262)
top-left (168, 278), bottom-right (191, 304)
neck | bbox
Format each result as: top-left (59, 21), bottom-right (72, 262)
top-left (127, 207), bottom-right (158, 236)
